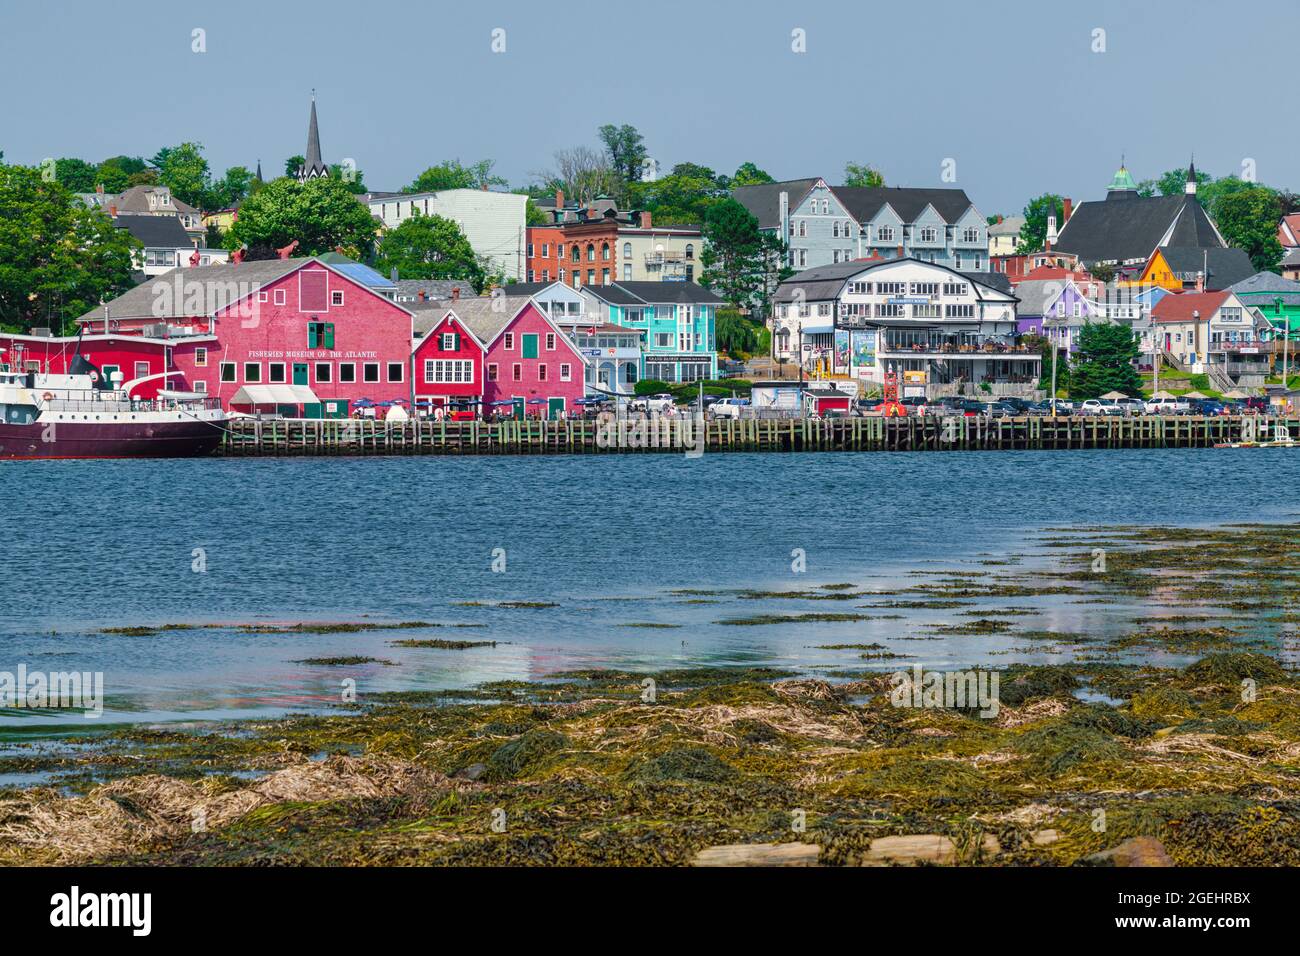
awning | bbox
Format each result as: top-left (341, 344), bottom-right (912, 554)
top-left (796, 325), bottom-right (834, 335)
top-left (230, 384), bottom-right (321, 405)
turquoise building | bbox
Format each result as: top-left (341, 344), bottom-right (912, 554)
top-left (579, 281), bottom-right (723, 383)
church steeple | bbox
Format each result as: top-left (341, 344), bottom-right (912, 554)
top-left (255, 158), bottom-right (263, 183)
top-left (1185, 157), bottom-right (1198, 196)
top-left (297, 91), bottom-right (329, 184)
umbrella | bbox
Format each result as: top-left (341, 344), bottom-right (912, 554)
top-left (352, 398), bottom-right (375, 407)
top-left (390, 398), bottom-right (409, 405)
top-left (1223, 389), bottom-right (1248, 399)
top-left (489, 399), bottom-right (516, 406)
top-left (1151, 390), bottom-right (1174, 400)
top-left (527, 398), bottom-right (547, 405)
top-left (1182, 391), bottom-right (1209, 400)
top-left (1100, 390), bottom-right (1128, 400)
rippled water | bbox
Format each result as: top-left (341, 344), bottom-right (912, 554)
top-left (1, 448), bottom-right (1297, 733)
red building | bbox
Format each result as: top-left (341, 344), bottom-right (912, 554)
top-left (410, 307), bottom-right (484, 413)
top-left (0, 331), bottom-right (195, 400)
top-left (74, 257), bottom-right (415, 416)
top-left (526, 190), bottom-right (630, 287)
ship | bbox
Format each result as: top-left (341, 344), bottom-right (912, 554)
top-left (0, 346), bottom-right (226, 460)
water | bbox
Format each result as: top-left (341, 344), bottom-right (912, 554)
top-left (1, 448), bottom-right (1297, 733)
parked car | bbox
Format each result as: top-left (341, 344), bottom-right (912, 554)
top-left (997, 397), bottom-right (1034, 414)
top-left (1144, 397), bottom-right (1191, 415)
top-left (709, 397), bottom-right (749, 419)
top-left (1077, 399), bottom-right (1124, 416)
top-left (635, 393), bottom-right (675, 414)
top-left (1027, 399), bottom-right (1074, 417)
top-left (1113, 397), bottom-right (1146, 415)
top-left (985, 401), bottom-right (1020, 418)
top-left (1245, 396), bottom-right (1268, 412)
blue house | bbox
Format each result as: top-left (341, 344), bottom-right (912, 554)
top-left (579, 281), bottom-right (722, 382)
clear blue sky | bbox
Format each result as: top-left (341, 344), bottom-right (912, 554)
top-left (2, 0), bottom-right (1294, 215)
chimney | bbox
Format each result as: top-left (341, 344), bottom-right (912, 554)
top-left (481, 182), bottom-right (488, 191)
top-left (555, 189), bottom-right (564, 209)
top-left (897, 244), bottom-right (904, 258)
top-left (640, 211), bottom-right (652, 229)
top-left (418, 291), bottom-right (426, 301)
top-left (451, 287), bottom-right (460, 301)
top-left (1062, 198), bottom-right (1073, 223)
top-left (96, 184), bottom-right (104, 195)
top-left (587, 207), bottom-right (598, 221)
top-left (108, 203), bottom-right (117, 216)
top-left (1195, 273), bottom-right (1205, 293)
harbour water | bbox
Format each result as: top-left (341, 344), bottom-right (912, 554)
top-left (1, 448), bottom-right (1296, 734)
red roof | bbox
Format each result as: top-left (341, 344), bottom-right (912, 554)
top-left (1279, 214), bottom-right (1300, 248)
top-left (1021, 265), bottom-right (1095, 283)
top-left (1151, 290), bottom-right (1229, 324)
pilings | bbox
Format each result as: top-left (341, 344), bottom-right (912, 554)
top-left (216, 415), bottom-right (1298, 457)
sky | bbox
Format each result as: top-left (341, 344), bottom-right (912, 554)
top-left (1, 0), bottom-right (1295, 216)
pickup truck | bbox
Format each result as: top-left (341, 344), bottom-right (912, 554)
top-left (1144, 397), bottom-right (1190, 415)
top-left (630, 393), bottom-right (676, 414)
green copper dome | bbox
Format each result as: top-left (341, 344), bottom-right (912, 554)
top-left (1107, 164), bottom-right (1138, 192)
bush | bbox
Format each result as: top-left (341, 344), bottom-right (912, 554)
top-left (633, 379), bottom-right (671, 396)
top-left (1188, 373), bottom-right (1211, 391)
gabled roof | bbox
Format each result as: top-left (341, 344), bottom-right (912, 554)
top-left (1013, 279), bottom-right (1067, 318)
top-left (1159, 247), bottom-right (1256, 290)
top-left (113, 213), bottom-right (195, 248)
top-left (959, 271), bottom-right (1013, 294)
top-left (1054, 195), bottom-right (1223, 264)
top-left (833, 186), bottom-right (975, 225)
top-left (1228, 271), bottom-right (1300, 296)
top-left (412, 295), bottom-right (531, 342)
top-left (1151, 290), bottom-right (1230, 324)
top-left (609, 281), bottom-right (725, 305)
top-left (1278, 213), bottom-right (1300, 247)
top-left (393, 278), bottom-right (477, 301)
top-left (731, 178), bottom-right (819, 229)
top-left (110, 185), bottom-right (200, 217)
top-left (988, 216), bottom-right (1025, 237)
top-left (74, 256), bottom-right (411, 323)
top-left (773, 257), bottom-right (1017, 305)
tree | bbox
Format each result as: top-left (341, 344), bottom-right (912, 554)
top-left (96, 155), bottom-right (150, 192)
top-left (1017, 193), bottom-right (1064, 254)
top-left (1068, 323), bottom-right (1142, 399)
top-left (731, 162), bottom-right (773, 187)
top-left (53, 158), bottom-right (98, 193)
top-left (524, 198), bottom-right (548, 226)
top-left (843, 162), bottom-right (885, 188)
top-left (227, 176), bottom-right (377, 259)
top-left (283, 155), bottom-right (305, 178)
top-left (1215, 187), bottom-right (1285, 272)
top-left (597, 124), bottom-right (646, 184)
top-left (0, 164), bottom-right (139, 334)
top-left (209, 166), bottom-right (254, 209)
top-left (374, 213), bottom-right (485, 291)
top-left (544, 147), bottom-right (620, 205)
top-left (406, 159), bottom-right (504, 194)
top-left (626, 162), bottom-right (726, 225)
top-left (700, 198), bottom-right (792, 315)
top-left (154, 142), bottom-right (211, 208)
top-left (329, 162), bottom-right (368, 195)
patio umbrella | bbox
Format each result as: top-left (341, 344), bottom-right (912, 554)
top-left (353, 398), bottom-right (375, 407)
top-left (1182, 391), bottom-right (1209, 400)
top-left (1100, 390), bottom-right (1128, 400)
top-left (527, 398), bottom-right (548, 405)
top-left (1223, 389), bottom-right (1248, 399)
top-left (1151, 390), bottom-right (1174, 400)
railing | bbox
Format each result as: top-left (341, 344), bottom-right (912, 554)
top-left (879, 340), bottom-right (1035, 355)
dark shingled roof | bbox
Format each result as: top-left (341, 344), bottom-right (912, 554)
top-left (113, 213), bottom-right (194, 248)
top-left (960, 271), bottom-right (1013, 294)
top-left (773, 258), bottom-right (1018, 305)
top-left (1054, 195), bottom-right (1223, 265)
top-left (833, 186), bottom-right (975, 224)
top-left (1161, 247), bottom-right (1257, 291)
top-left (610, 281), bottom-right (725, 305)
top-left (731, 179), bottom-right (819, 229)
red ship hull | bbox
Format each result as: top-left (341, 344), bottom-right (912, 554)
top-left (0, 419), bottom-right (222, 459)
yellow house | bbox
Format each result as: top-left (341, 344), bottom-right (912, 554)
top-left (203, 208), bottom-right (238, 234)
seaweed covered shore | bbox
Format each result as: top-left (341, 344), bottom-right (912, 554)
top-left (2, 522), bottom-right (1299, 866)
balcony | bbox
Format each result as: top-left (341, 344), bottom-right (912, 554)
top-left (879, 335), bottom-right (1033, 356)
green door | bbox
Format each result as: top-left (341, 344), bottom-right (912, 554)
top-left (522, 334), bottom-right (539, 359)
top-left (548, 397), bottom-right (565, 420)
top-left (512, 397), bottom-right (525, 420)
top-left (292, 363), bottom-right (309, 386)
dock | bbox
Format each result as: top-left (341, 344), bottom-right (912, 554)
top-left (217, 415), bottom-right (1300, 456)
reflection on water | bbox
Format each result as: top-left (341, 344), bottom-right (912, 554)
top-left (1, 448), bottom-right (1296, 733)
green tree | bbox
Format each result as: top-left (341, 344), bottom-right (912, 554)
top-left (329, 162), bottom-right (368, 195)
top-left (53, 158), bottom-right (98, 192)
top-left (406, 159), bottom-right (505, 194)
top-left (1215, 186), bottom-right (1285, 272)
top-left (1017, 193), bottom-right (1064, 254)
top-left (731, 162), bottom-right (774, 187)
top-left (0, 164), bottom-right (139, 334)
top-left (227, 176), bottom-right (377, 259)
top-left (715, 307), bottom-right (770, 357)
top-left (843, 162), bottom-right (885, 188)
top-left (1023, 333), bottom-right (1069, 395)
top-left (209, 166), bottom-right (254, 209)
top-left (1068, 323), bottom-right (1142, 399)
top-left (283, 155), bottom-right (305, 178)
top-left (374, 213), bottom-right (485, 291)
top-left (96, 155), bottom-right (149, 192)
top-left (154, 142), bottom-right (211, 208)
top-left (524, 198), bottom-right (548, 226)
top-left (627, 162), bottom-right (726, 225)
top-left (700, 198), bottom-right (766, 309)
top-left (597, 124), bottom-right (646, 184)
